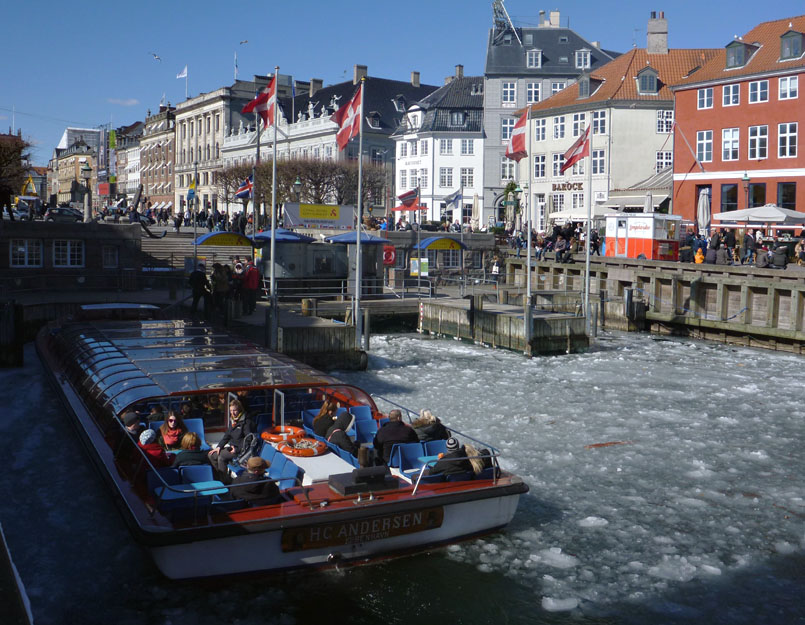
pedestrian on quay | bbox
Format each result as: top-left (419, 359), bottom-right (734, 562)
top-left (242, 259), bottom-right (260, 315)
top-left (741, 229), bottom-right (756, 265)
top-left (189, 262), bottom-right (211, 320)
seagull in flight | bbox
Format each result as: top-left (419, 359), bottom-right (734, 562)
top-left (240, 40), bottom-right (248, 45)
top-left (150, 52), bottom-right (162, 62)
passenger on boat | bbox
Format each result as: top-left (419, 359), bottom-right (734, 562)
top-left (373, 409), bottom-right (418, 464)
top-left (208, 399), bottom-right (254, 474)
top-left (426, 437), bottom-right (473, 476)
top-left (146, 404), bottom-right (166, 423)
top-left (138, 429), bottom-right (172, 468)
top-left (171, 432), bottom-right (209, 467)
top-left (157, 411), bottom-right (188, 451)
top-left (202, 394), bottom-right (224, 421)
top-left (180, 401), bottom-right (201, 421)
top-left (464, 443), bottom-right (491, 476)
top-left (227, 457), bottom-right (282, 505)
top-left (313, 400), bottom-right (338, 437)
top-left (326, 412), bottom-right (358, 456)
top-left (123, 411), bottom-right (145, 439)
top-left (411, 409), bottom-right (450, 442)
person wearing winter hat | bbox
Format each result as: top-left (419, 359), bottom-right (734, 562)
top-left (138, 428), bottom-right (172, 468)
top-left (123, 411), bottom-right (144, 438)
top-left (228, 456), bottom-right (281, 505)
top-left (426, 437), bottom-right (473, 477)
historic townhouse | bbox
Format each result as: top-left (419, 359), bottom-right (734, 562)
top-left (671, 15), bottom-right (805, 221)
top-left (140, 106), bottom-right (175, 213)
top-left (522, 12), bottom-right (718, 231)
top-left (392, 66), bottom-right (484, 224)
top-left (53, 139), bottom-right (96, 207)
top-left (483, 3), bottom-right (618, 225)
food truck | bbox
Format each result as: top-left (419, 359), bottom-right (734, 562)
top-left (605, 213), bottom-right (682, 261)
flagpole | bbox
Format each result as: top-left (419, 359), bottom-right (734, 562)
top-left (355, 79), bottom-right (365, 350)
top-left (185, 68), bottom-right (188, 100)
top-left (525, 106), bottom-right (532, 348)
top-left (193, 162), bottom-right (198, 267)
top-left (584, 123), bottom-right (593, 336)
top-left (270, 67), bottom-right (279, 348)
top-left (253, 75), bottom-right (261, 234)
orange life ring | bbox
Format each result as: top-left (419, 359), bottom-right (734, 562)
top-left (383, 245), bottom-right (396, 266)
top-left (261, 425), bottom-right (305, 443)
top-left (277, 437), bottom-right (328, 457)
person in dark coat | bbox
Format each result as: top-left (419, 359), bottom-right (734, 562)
top-left (229, 457), bottom-right (281, 505)
top-left (208, 399), bottom-right (253, 474)
top-left (326, 412), bottom-right (357, 456)
top-left (313, 400), bottom-right (338, 437)
top-left (123, 410), bottom-right (145, 439)
top-left (171, 432), bottom-right (209, 467)
top-left (411, 409), bottom-right (450, 442)
top-left (373, 409), bottom-right (418, 464)
top-left (188, 262), bottom-right (211, 319)
top-left (426, 437), bottom-right (473, 477)
top-left (741, 229), bottom-right (756, 264)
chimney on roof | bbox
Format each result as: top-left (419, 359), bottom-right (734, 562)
top-left (591, 41), bottom-right (600, 49)
top-left (539, 10), bottom-right (546, 26)
top-left (549, 10), bottom-right (560, 28)
top-left (353, 64), bottom-right (368, 84)
top-left (455, 64), bottom-right (464, 79)
top-left (309, 78), bottom-right (323, 97)
top-left (647, 10), bottom-right (668, 55)
top-left (411, 71), bottom-right (420, 88)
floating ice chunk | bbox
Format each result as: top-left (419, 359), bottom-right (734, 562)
top-left (699, 564), bottom-right (722, 576)
top-left (578, 516), bottom-right (609, 528)
top-left (648, 556), bottom-right (697, 582)
top-left (774, 541), bottom-right (797, 555)
top-left (538, 547), bottom-right (580, 569)
top-left (541, 597), bottom-right (579, 612)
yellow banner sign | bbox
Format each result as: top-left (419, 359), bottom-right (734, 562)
top-left (281, 506), bottom-right (444, 552)
top-left (426, 238), bottom-right (462, 250)
top-left (199, 233), bottom-right (251, 246)
top-left (299, 203), bottom-right (340, 221)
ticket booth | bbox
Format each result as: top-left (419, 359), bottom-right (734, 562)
top-left (605, 214), bottom-right (681, 261)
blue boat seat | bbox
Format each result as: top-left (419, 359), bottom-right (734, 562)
top-left (445, 471), bottom-right (474, 482)
top-left (179, 464), bottom-right (214, 484)
top-left (254, 412), bottom-right (273, 433)
top-left (416, 473), bottom-right (445, 484)
top-left (424, 440), bottom-right (447, 456)
top-left (475, 466), bottom-right (500, 480)
top-left (146, 467), bottom-right (181, 495)
top-left (354, 419), bottom-right (377, 444)
top-left (349, 405), bottom-right (373, 422)
top-left (278, 462), bottom-right (301, 490)
top-left (389, 442), bottom-right (426, 471)
top-left (302, 409), bottom-right (317, 430)
top-left (378, 417), bottom-right (389, 427)
top-left (259, 443), bottom-right (277, 463)
top-left (268, 454), bottom-right (287, 479)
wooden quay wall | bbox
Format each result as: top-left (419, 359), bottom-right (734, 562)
top-left (506, 256), bottom-right (805, 353)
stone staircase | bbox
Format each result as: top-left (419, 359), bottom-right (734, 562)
top-left (140, 231), bottom-right (253, 271)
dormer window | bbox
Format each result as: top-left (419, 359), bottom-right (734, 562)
top-left (725, 40), bottom-right (758, 69)
top-left (559, 36), bottom-right (568, 44)
top-left (449, 111), bottom-right (465, 126)
top-left (527, 49), bottom-right (542, 68)
top-left (503, 33), bottom-right (512, 45)
top-left (366, 112), bottom-right (381, 129)
top-left (637, 67), bottom-right (659, 94)
top-left (578, 77), bottom-right (590, 98)
top-left (575, 49), bottom-right (591, 69)
top-left (392, 96), bottom-right (406, 113)
top-left (781, 31), bottom-right (803, 60)
top-left (524, 33), bottom-right (533, 45)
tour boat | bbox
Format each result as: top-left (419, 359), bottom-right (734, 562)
top-left (36, 305), bottom-right (528, 580)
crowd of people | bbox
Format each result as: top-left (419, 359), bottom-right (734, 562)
top-left (506, 222), bottom-right (601, 263)
top-left (188, 256), bottom-right (261, 320)
top-left (681, 227), bottom-right (805, 268)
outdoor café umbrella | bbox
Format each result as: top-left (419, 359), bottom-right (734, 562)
top-left (712, 203), bottom-right (805, 225)
top-left (697, 188), bottom-right (711, 235)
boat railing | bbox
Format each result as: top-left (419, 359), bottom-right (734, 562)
top-left (369, 394), bottom-right (419, 422)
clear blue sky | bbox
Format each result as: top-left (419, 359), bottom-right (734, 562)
top-left (3, 0), bottom-right (803, 164)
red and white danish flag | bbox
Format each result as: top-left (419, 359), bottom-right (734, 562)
top-left (560, 125), bottom-right (591, 174)
top-left (330, 83), bottom-right (363, 151)
top-left (242, 75), bottom-right (276, 129)
top-left (504, 112), bottom-right (528, 162)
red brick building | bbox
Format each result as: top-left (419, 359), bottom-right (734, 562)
top-left (671, 15), bottom-right (805, 222)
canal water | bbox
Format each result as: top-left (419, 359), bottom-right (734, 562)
top-left (1, 333), bottom-right (803, 625)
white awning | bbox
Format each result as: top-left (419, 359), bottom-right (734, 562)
top-left (165, 201), bottom-right (173, 209)
top-left (152, 202), bottom-right (164, 210)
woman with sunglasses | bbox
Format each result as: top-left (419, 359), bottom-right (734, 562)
top-left (157, 410), bottom-right (188, 451)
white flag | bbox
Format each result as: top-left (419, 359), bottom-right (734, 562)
top-left (176, 65), bottom-right (187, 79)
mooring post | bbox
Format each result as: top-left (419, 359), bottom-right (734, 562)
top-left (363, 308), bottom-right (370, 351)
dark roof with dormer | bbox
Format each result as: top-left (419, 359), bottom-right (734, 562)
top-left (485, 26), bottom-right (619, 77)
top-left (391, 76), bottom-right (485, 136)
top-left (277, 76), bottom-right (438, 135)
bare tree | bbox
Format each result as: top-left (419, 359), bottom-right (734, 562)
top-left (0, 133), bottom-right (30, 219)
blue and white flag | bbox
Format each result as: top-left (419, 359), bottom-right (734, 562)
top-left (443, 188), bottom-right (463, 209)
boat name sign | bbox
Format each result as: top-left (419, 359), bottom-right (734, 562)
top-left (281, 507), bottom-right (444, 552)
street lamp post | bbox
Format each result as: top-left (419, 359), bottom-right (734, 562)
top-left (292, 176), bottom-right (302, 203)
top-left (80, 162), bottom-right (92, 223)
top-left (742, 171), bottom-right (751, 209)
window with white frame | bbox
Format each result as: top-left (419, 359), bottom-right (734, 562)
top-left (722, 128), bottom-right (739, 160)
top-left (749, 80), bottom-right (769, 103)
top-left (575, 50), bottom-right (591, 68)
top-left (551, 81), bottom-right (566, 95)
top-left (781, 32), bottom-right (803, 59)
top-left (526, 49), bottom-right (542, 68)
top-left (410, 140), bottom-right (418, 156)
top-left (460, 168), bottom-right (474, 187)
top-left (657, 110), bottom-right (674, 133)
top-left (552, 153), bottom-right (565, 176)
top-left (439, 167), bottom-right (453, 187)
top-left (552, 193), bottom-right (565, 211)
top-left (502, 82), bottom-right (516, 106)
top-left (442, 249), bottom-right (461, 268)
top-left (461, 139), bottom-right (474, 155)
top-left (501, 157), bottom-right (515, 182)
top-left (696, 130), bottom-right (713, 162)
top-left (527, 82), bottom-right (541, 104)
top-left (102, 245), bottom-right (119, 268)
top-left (420, 140), bottom-right (428, 155)
top-left (410, 169), bottom-right (419, 188)
top-left (778, 122), bottom-right (797, 158)
top-left (723, 84), bottom-right (740, 106)
top-left (697, 88), bottom-right (713, 109)
top-left (10, 239), bottom-right (42, 267)
top-left (655, 150), bottom-right (672, 171)
top-left (534, 154), bottom-right (546, 178)
top-left (571, 158), bottom-right (585, 175)
top-left (400, 142), bottom-right (408, 157)
top-left (534, 118), bottom-right (546, 141)
top-left (553, 116), bottom-right (565, 139)
top-left (420, 169), bottom-right (428, 188)
top-left (426, 249), bottom-right (438, 269)
top-left (439, 139), bottom-right (452, 155)
top-left (572, 192), bottom-right (584, 209)
top-left (501, 118), bottom-right (515, 142)
top-left (449, 111), bottom-right (465, 126)
top-left (780, 76), bottom-right (798, 100)
top-left (748, 125), bottom-right (768, 159)
top-left (592, 110), bottom-right (606, 134)
top-left (572, 113), bottom-right (586, 137)
top-left (400, 170), bottom-right (407, 189)
top-left (592, 149), bottom-right (605, 174)
top-left (53, 240), bottom-right (84, 268)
